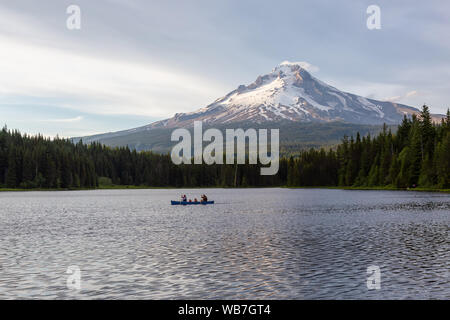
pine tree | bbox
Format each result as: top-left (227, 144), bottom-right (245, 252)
top-left (408, 124), bottom-right (423, 187)
top-left (397, 147), bottom-right (411, 188)
top-left (0, 131), bottom-right (7, 185)
top-left (367, 164), bottom-right (379, 186)
top-left (61, 153), bottom-right (73, 188)
top-left (6, 147), bottom-right (17, 188)
top-left (387, 154), bottom-right (400, 187)
top-left (446, 109), bottom-right (450, 130)
top-left (419, 105), bottom-right (435, 159)
top-left (22, 150), bottom-right (35, 188)
top-left (396, 115), bottom-right (411, 150)
top-left (436, 132), bottom-right (450, 188)
top-left (418, 155), bottom-right (436, 187)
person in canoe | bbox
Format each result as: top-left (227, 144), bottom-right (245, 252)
top-left (200, 194), bottom-right (208, 203)
top-left (181, 194), bottom-right (187, 202)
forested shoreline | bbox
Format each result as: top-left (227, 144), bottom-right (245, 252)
top-left (1, 106), bottom-right (449, 190)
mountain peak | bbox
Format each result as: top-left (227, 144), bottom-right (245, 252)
top-left (275, 61), bottom-right (318, 73)
top-left (76, 63), bottom-right (445, 152)
top-left (143, 63), bottom-right (422, 128)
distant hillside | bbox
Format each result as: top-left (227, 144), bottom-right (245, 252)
top-left (74, 121), bottom-right (394, 155)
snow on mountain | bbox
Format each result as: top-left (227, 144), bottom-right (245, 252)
top-left (146, 61), bottom-right (420, 129)
top-left (75, 61), bottom-right (442, 148)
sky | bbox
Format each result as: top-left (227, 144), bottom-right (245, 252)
top-left (0, 0), bottom-right (449, 137)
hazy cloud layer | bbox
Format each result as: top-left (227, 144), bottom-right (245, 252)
top-left (1, 0), bottom-right (449, 136)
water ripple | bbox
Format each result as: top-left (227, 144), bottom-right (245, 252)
top-left (0, 189), bottom-right (448, 299)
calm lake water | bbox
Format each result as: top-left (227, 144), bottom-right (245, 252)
top-left (0, 188), bottom-right (448, 299)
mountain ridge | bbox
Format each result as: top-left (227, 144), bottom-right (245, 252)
top-left (74, 61), bottom-right (444, 151)
top-left (141, 61), bottom-right (426, 129)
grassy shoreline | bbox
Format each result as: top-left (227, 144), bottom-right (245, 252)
top-left (1, 185), bottom-right (449, 193)
top-left (284, 186), bottom-right (450, 193)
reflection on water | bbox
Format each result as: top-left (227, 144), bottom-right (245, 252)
top-left (0, 189), bottom-right (448, 299)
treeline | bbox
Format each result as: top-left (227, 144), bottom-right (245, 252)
top-left (0, 131), bottom-right (98, 189)
top-left (0, 128), bottom-right (284, 188)
top-left (0, 105), bottom-right (449, 189)
top-left (287, 105), bottom-right (450, 188)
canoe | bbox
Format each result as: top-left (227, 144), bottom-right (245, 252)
top-left (171, 201), bottom-right (214, 205)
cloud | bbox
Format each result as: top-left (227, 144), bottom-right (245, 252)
top-left (1, 0), bottom-right (449, 135)
top-left (0, 35), bottom-right (228, 117)
top-left (406, 90), bottom-right (418, 98)
top-left (280, 61), bottom-right (320, 73)
top-left (44, 116), bottom-right (83, 123)
top-left (385, 90), bottom-right (419, 102)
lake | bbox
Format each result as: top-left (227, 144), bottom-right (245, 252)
top-left (0, 188), bottom-right (448, 299)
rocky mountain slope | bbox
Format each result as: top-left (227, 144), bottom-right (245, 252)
top-left (75, 61), bottom-right (442, 152)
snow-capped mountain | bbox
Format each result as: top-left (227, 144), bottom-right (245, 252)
top-left (146, 61), bottom-right (420, 129)
top-left (75, 61), bottom-right (441, 152)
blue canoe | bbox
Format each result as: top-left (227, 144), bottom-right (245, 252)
top-left (171, 201), bottom-right (214, 205)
